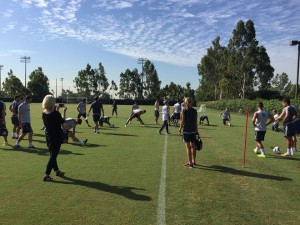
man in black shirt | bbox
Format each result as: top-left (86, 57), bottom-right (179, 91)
top-left (88, 96), bottom-right (104, 133)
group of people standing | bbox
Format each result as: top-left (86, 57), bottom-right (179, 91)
top-left (252, 98), bottom-right (299, 158)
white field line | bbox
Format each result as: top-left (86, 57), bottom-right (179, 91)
top-left (157, 135), bottom-right (168, 225)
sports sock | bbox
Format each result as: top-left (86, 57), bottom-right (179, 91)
top-left (78, 140), bottom-right (83, 145)
top-left (29, 142), bottom-right (33, 147)
top-left (260, 149), bottom-right (265, 155)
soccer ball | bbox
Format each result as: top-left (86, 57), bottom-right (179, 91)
top-left (272, 146), bottom-right (281, 154)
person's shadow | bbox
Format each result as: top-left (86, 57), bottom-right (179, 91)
top-left (55, 176), bottom-right (152, 201)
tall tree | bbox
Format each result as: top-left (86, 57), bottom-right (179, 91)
top-left (96, 63), bottom-right (109, 95)
top-left (109, 80), bottom-right (118, 98)
top-left (27, 67), bottom-right (50, 97)
top-left (74, 64), bottom-right (94, 97)
top-left (2, 69), bottom-right (28, 97)
top-left (143, 60), bottom-right (161, 99)
top-left (118, 69), bottom-right (131, 99)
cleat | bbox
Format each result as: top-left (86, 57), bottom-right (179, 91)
top-left (56, 171), bottom-right (65, 177)
top-left (2, 142), bottom-right (8, 146)
top-left (281, 153), bottom-right (292, 157)
top-left (83, 139), bottom-right (88, 145)
top-left (14, 144), bottom-right (21, 149)
top-left (257, 154), bottom-right (266, 158)
top-left (29, 145), bottom-right (37, 149)
top-left (43, 176), bottom-right (55, 182)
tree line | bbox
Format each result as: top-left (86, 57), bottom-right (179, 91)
top-left (196, 20), bottom-right (295, 101)
top-left (0, 60), bottom-right (195, 102)
top-left (1, 20), bottom-right (292, 102)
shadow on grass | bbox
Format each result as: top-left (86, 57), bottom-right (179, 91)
top-left (102, 132), bottom-right (137, 137)
top-left (265, 154), bottom-right (300, 161)
top-left (56, 176), bottom-right (152, 201)
top-left (196, 165), bottom-right (292, 181)
top-left (1, 146), bottom-right (85, 156)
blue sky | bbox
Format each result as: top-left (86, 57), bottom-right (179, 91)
top-left (0, 0), bottom-right (299, 96)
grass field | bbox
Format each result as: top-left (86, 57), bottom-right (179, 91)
top-left (0, 103), bottom-right (299, 225)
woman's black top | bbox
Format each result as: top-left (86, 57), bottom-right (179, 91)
top-left (42, 111), bottom-right (65, 143)
top-left (183, 107), bottom-right (197, 134)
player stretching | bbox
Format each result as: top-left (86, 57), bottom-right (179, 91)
top-left (77, 99), bottom-right (91, 127)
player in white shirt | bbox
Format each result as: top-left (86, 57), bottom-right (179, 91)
top-left (62, 107), bottom-right (87, 146)
top-left (252, 102), bottom-right (274, 158)
top-left (77, 99), bottom-right (91, 127)
top-left (158, 100), bottom-right (170, 134)
top-left (173, 100), bottom-right (181, 127)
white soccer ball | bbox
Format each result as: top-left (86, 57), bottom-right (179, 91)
top-left (272, 146), bottom-right (281, 154)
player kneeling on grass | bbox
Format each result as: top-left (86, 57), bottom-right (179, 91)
top-left (252, 102), bottom-right (274, 158)
top-left (220, 108), bottom-right (231, 126)
top-left (125, 109), bottom-right (146, 127)
top-left (99, 116), bottom-right (114, 128)
top-left (199, 114), bottom-right (209, 125)
top-left (62, 107), bottom-right (87, 146)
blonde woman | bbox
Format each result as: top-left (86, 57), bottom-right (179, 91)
top-left (42, 95), bottom-right (66, 181)
top-left (178, 97), bottom-right (198, 168)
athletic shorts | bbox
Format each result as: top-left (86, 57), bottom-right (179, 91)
top-left (0, 124), bottom-right (8, 136)
top-left (154, 110), bottom-right (159, 117)
top-left (293, 119), bottom-right (300, 134)
top-left (112, 108), bottom-right (117, 113)
top-left (173, 113), bottom-right (180, 120)
top-left (283, 122), bottom-right (295, 137)
top-left (255, 131), bottom-right (266, 141)
top-left (183, 133), bottom-right (197, 143)
top-left (11, 115), bottom-right (19, 125)
top-left (223, 118), bottom-right (229, 125)
top-left (22, 123), bottom-right (32, 134)
top-left (77, 113), bottom-right (87, 119)
top-left (93, 114), bottom-right (100, 122)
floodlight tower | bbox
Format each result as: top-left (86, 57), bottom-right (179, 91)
top-left (20, 56), bottom-right (31, 88)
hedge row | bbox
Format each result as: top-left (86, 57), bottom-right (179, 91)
top-left (203, 99), bottom-right (300, 114)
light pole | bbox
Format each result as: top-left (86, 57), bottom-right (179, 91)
top-left (60, 78), bottom-right (64, 99)
top-left (0, 65), bottom-right (3, 92)
top-left (290, 40), bottom-right (300, 98)
top-left (56, 78), bottom-right (57, 99)
top-left (20, 56), bottom-right (31, 88)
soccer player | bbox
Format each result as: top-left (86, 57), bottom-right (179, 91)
top-left (9, 94), bottom-right (21, 139)
top-left (173, 100), bottom-right (181, 127)
top-left (0, 99), bottom-right (8, 146)
top-left (252, 102), bottom-right (274, 158)
top-left (199, 114), bottom-right (210, 125)
top-left (99, 116), bottom-right (114, 128)
top-left (154, 99), bottom-right (160, 125)
top-left (61, 107), bottom-right (87, 145)
top-left (220, 108), bottom-right (231, 126)
top-left (77, 99), bottom-right (91, 127)
top-left (275, 98), bottom-right (298, 156)
top-left (88, 96), bottom-right (104, 133)
top-left (112, 99), bottom-right (118, 117)
top-left (125, 109), bottom-right (146, 127)
top-left (158, 100), bottom-right (170, 134)
top-left (15, 96), bottom-right (36, 148)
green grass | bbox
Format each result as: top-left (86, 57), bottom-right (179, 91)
top-left (0, 103), bottom-right (299, 225)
